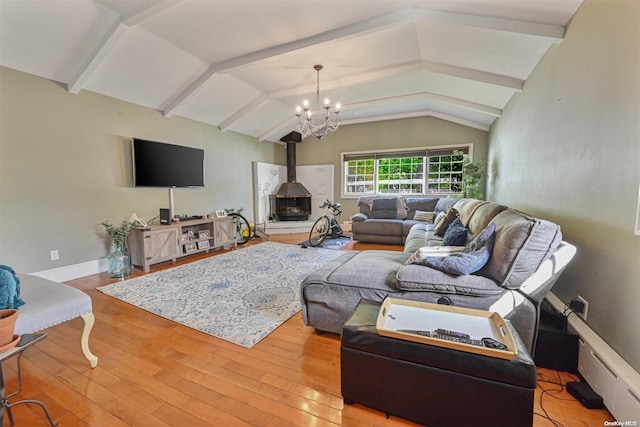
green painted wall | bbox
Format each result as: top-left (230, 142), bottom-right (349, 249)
top-left (0, 67), bottom-right (284, 273)
top-left (488, 0), bottom-right (640, 371)
top-left (295, 116), bottom-right (489, 218)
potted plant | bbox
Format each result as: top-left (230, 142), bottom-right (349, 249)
top-left (454, 150), bottom-right (485, 199)
top-left (101, 219), bottom-right (141, 278)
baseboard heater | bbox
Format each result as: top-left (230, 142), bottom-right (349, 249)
top-left (547, 293), bottom-right (640, 421)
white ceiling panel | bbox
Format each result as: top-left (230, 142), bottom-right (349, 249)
top-left (0, 0), bottom-right (583, 142)
top-left (83, 26), bottom-right (208, 110)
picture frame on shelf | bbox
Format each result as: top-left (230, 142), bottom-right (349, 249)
top-left (182, 233), bottom-right (189, 241)
top-left (184, 242), bottom-right (197, 253)
top-left (215, 210), bottom-right (226, 218)
top-left (197, 240), bottom-right (210, 250)
top-left (198, 230), bottom-right (210, 239)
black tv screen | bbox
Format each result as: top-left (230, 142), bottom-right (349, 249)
top-left (132, 138), bottom-right (205, 187)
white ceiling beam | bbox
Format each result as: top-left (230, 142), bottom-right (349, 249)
top-left (67, 19), bottom-right (128, 94)
top-left (162, 8), bottom-right (415, 118)
top-left (421, 60), bottom-right (523, 90)
top-left (218, 94), bottom-right (268, 132)
top-left (67, 0), bottom-right (183, 94)
top-left (120, 0), bottom-right (183, 26)
top-left (414, 8), bottom-right (565, 40)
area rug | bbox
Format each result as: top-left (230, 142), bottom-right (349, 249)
top-left (98, 242), bottom-right (344, 348)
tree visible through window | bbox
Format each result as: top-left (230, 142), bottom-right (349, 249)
top-left (343, 146), bottom-right (469, 196)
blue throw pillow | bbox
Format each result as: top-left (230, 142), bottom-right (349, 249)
top-left (419, 223), bottom-right (497, 275)
top-left (442, 217), bottom-right (467, 246)
top-left (420, 248), bottom-right (492, 275)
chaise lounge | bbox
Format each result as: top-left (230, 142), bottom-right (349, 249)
top-left (300, 196), bottom-right (576, 354)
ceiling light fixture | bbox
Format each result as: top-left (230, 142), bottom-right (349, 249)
top-left (295, 65), bottom-right (341, 139)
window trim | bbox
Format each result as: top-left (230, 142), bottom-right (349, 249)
top-left (341, 144), bottom-right (474, 199)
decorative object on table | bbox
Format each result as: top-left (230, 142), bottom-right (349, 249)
top-left (214, 210), bottom-right (226, 218)
top-left (0, 264), bottom-right (25, 310)
top-left (100, 219), bottom-right (142, 278)
top-left (0, 309), bottom-right (19, 352)
top-left (98, 242), bottom-right (344, 348)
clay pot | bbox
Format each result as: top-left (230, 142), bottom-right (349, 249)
top-left (0, 309), bottom-right (19, 351)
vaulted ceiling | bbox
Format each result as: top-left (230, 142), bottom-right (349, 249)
top-left (0, 0), bottom-right (583, 142)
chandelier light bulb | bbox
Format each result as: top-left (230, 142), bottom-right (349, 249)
top-left (335, 102), bottom-right (341, 113)
top-left (303, 99), bottom-right (309, 109)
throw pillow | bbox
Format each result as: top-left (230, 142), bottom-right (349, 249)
top-left (413, 210), bottom-right (434, 222)
top-left (434, 208), bottom-right (458, 236)
top-left (464, 223), bottom-right (497, 254)
top-left (414, 223), bottom-right (497, 275)
top-left (442, 217), bottom-right (467, 246)
top-left (416, 247), bottom-right (492, 275)
top-left (433, 211), bottom-right (446, 228)
top-left (405, 246), bottom-right (465, 265)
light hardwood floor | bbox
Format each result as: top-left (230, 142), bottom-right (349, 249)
top-left (4, 233), bottom-right (612, 426)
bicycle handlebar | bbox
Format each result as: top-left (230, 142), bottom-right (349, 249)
top-left (319, 199), bottom-right (342, 215)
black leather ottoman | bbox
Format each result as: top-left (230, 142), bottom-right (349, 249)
top-left (341, 299), bottom-right (537, 427)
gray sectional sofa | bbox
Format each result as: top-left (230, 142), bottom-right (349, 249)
top-left (300, 196), bottom-right (576, 353)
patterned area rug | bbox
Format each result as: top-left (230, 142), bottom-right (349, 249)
top-left (98, 242), bottom-right (345, 348)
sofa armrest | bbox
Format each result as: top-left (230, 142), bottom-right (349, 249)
top-left (351, 212), bottom-right (369, 221)
top-left (518, 241), bottom-right (576, 303)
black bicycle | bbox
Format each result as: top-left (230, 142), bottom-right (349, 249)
top-left (227, 212), bottom-right (251, 245)
top-left (308, 200), bottom-right (349, 247)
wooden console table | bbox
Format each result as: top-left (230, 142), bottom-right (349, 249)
top-left (1, 333), bottom-right (58, 426)
top-left (127, 217), bottom-right (235, 272)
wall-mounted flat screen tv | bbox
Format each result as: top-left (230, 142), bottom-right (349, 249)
top-left (132, 138), bottom-right (205, 187)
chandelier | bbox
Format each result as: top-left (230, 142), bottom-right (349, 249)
top-left (295, 65), bottom-right (341, 139)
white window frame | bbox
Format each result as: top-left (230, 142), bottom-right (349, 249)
top-left (341, 144), bottom-right (473, 199)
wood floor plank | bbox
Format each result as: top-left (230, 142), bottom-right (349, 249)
top-left (8, 234), bottom-right (613, 426)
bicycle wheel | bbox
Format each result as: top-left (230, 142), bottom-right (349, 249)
top-left (230, 213), bottom-right (251, 245)
top-left (308, 216), bottom-right (330, 247)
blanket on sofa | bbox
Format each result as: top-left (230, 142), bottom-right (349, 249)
top-left (358, 195), bottom-right (409, 219)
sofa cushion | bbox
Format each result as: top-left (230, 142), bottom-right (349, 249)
top-left (466, 202), bottom-right (504, 237)
top-left (406, 198), bottom-right (438, 219)
top-left (442, 217), bottom-right (467, 246)
top-left (480, 209), bottom-right (562, 289)
top-left (434, 208), bottom-right (458, 236)
top-left (453, 199), bottom-right (487, 227)
top-left (370, 197), bottom-right (399, 219)
top-left (396, 264), bottom-right (503, 297)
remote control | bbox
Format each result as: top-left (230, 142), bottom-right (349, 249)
top-left (436, 328), bottom-right (470, 339)
top-left (397, 329), bottom-right (432, 337)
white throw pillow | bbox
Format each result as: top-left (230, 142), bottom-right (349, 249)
top-left (413, 210), bottom-right (434, 222)
top-left (404, 246), bottom-right (466, 265)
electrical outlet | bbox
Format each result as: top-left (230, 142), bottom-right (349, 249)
top-left (49, 250), bottom-right (59, 261)
top-left (577, 295), bottom-right (588, 320)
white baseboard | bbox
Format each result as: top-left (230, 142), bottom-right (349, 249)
top-left (547, 292), bottom-right (640, 421)
top-left (32, 258), bottom-right (107, 282)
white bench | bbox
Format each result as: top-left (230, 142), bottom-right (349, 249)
top-left (14, 274), bottom-right (98, 368)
